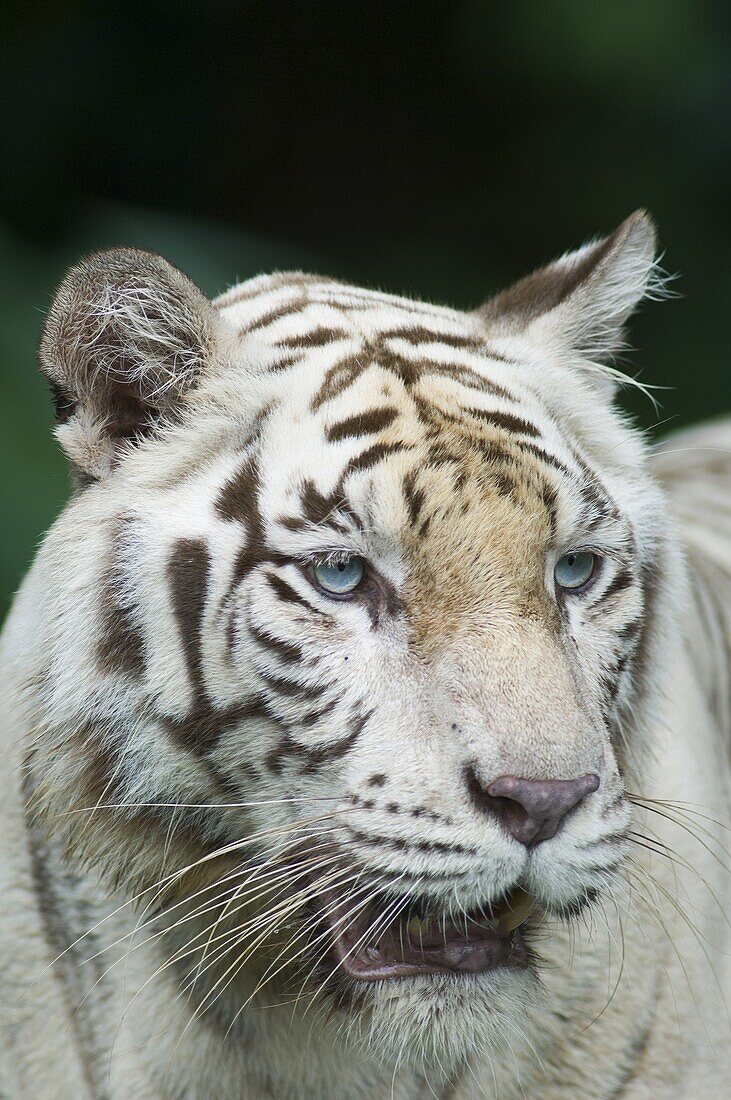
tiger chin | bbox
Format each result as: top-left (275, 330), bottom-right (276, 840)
top-left (2, 213), bottom-right (731, 1099)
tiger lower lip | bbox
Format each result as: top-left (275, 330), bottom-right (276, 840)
top-left (326, 887), bottom-right (535, 981)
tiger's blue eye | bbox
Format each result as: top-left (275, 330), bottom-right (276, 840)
top-left (312, 556), bottom-right (366, 595)
top-left (554, 551), bottom-right (597, 592)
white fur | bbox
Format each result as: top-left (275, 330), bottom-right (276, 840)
top-left (2, 220), bottom-right (730, 1098)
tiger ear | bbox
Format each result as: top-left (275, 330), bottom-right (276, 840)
top-left (38, 248), bottom-right (233, 481)
top-left (479, 211), bottom-right (659, 386)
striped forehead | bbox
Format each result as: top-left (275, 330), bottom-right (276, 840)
top-left (247, 366), bottom-right (590, 591)
top-left (212, 273), bottom-right (621, 546)
top-left (215, 271), bottom-right (474, 340)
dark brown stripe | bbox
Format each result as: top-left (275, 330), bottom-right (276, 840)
top-left (571, 450), bottom-right (618, 518)
top-left (266, 353), bottom-right (301, 374)
top-left (540, 483), bottom-right (558, 537)
top-left (351, 863), bottom-right (469, 885)
top-left (491, 467), bottom-right (519, 500)
top-left (601, 567), bottom-right (634, 604)
top-left (598, 655), bottom-right (626, 717)
top-left (467, 408), bottom-right (540, 438)
top-left (167, 538), bottom-right (211, 701)
top-left (411, 805), bottom-right (448, 823)
top-left (613, 652), bottom-right (630, 682)
top-left (413, 837), bottom-right (475, 856)
top-left (381, 326), bottom-right (483, 351)
top-left (430, 362), bottom-right (515, 398)
top-left (520, 441), bottom-right (575, 480)
top-left (165, 539), bottom-right (275, 755)
top-left (314, 290), bottom-right (439, 315)
top-left (299, 717), bottom-right (367, 772)
top-left (249, 621), bottom-right (302, 664)
top-left (261, 671), bottom-right (328, 701)
top-left (311, 355), bottom-right (370, 411)
top-left (217, 456), bottom-right (293, 597)
top-left (277, 326), bottom-right (349, 348)
top-left (229, 544), bottom-right (288, 595)
top-left (97, 521), bottom-right (145, 679)
top-left (347, 826), bottom-right (406, 851)
top-left (245, 301), bottom-right (304, 332)
top-left (264, 732), bottom-right (308, 774)
top-left (617, 617), bottom-right (642, 644)
top-left (343, 442), bottom-right (408, 477)
top-left (382, 326), bottom-right (518, 367)
top-left (216, 456), bottom-right (264, 532)
top-left (312, 338), bottom-right (516, 418)
top-left (402, 471), bottom-right (426, 526)
top-left (280, 484), bottom-right (363, 536)
top-left (162, 695), bottom-right (272, 758)
top-left (478, 438), bottom-right (520, 467)
top-left (346, 825), bottom-right (473, 857)
top-left (265, 707), bottom-right (370, 775)
top-left (579, 481), bottom-right (613, 520)
top-left (221, 273), bottom-right (336, 308)
top-left (326, 407), bottom-right (398, 443)
top-left (299, 480), bottom-right (355, 529)
top-left (298, 694), bottom-right (341, 727)
top-left (266, 571), bottom-right (321, 612)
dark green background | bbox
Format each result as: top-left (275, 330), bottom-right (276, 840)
top-left (2, 1), bottom-right (730, 619)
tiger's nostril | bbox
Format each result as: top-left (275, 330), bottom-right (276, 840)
top-left (464, 766), bottom-right (600, 847)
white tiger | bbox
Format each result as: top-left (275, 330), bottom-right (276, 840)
top-left (1, 212), bottom-right (730, 1099)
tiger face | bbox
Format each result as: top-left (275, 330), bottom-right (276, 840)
top-left (34, 214), bottom-right (675, 1071)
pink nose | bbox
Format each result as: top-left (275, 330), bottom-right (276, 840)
top-left (466, 769), bottom-right (600, 847)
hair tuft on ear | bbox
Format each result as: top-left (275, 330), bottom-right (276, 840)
top-left (38, 248), bottom-right (227, 480)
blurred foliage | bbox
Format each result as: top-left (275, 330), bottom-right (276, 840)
top-left (1, 0), bottom-right (730, 618)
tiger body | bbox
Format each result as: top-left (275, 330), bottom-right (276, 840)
top-left (1, 215), bottom-right (731, 1098)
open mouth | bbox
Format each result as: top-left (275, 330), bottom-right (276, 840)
top-left (326, 886), bottom-right (536, 981)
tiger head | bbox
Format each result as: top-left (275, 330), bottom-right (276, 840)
top-left (32, 213), bottom-right (679, 1073)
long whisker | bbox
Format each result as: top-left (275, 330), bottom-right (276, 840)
top-left (629, 793), bottom-right (731, 838)
top-left (628, 794), bottom-right (731, 830)
top-left (622, 864), bottom-right (701, 1019)
top-left (619, 873), bottom-right (683, 1032)
top-left (81, 833), bottom-right (353, 988)
top-left (303, 878), bottom-right (413, 1017)
top-left (68, 831), bottom-right (357, 1034)
top-left (628, 831), bottom-right (731, 931)
top-left (183, 850), bottom-right (355, 996)
top-left (629, 800), bottom-right (731, 873)
top-left (38, 807), bottom-right (354, 980)
top-left (62, 795), bottom-right (344, 815)
top-left (110, 849), bottom-right (366, 1062)
top-left (578, 877), bottom-right (627, 1032)
top-left (625, 858), bottom-right (725, 1028)
top-left (290, 863), bottom-right (376, 1022)
top-left (129, 846), bottom-right (343, 986)
top-left (171, 863), bottom-right (370, 1050)
top-left (221, 874), bottom-right (379, 1037)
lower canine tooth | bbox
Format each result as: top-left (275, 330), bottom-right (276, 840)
top-left (408, 916), bottom-right (426, 939)
top-left (500, 889), bottom-right (536, 932)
